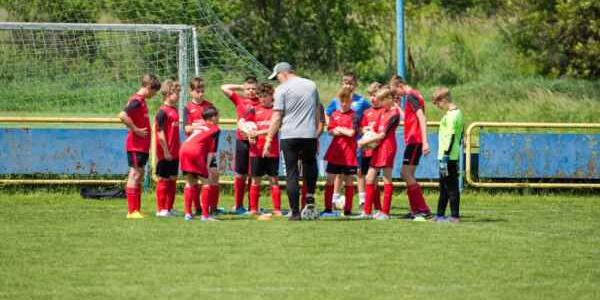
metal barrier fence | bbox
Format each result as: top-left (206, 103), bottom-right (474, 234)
top-left (0, 117), bottom-right (441, 187)
top-left (465, 122), bottom-right (600, 189)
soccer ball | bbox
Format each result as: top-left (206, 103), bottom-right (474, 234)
top-left (359, 131), bottom-right (378, 149)
top-left (243, 121), bottom-right (257, 133)
top-left (333, 195), bottom-right (345, 210)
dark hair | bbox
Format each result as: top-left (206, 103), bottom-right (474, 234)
top-left (389, 75), bottom-right (406, 87)
top-left (142, 73), bottom-right (161, 91)
top-left (342, 71), bottom-right (357, 82)
top-left (202, 106), bottom-right (218, 120)
top-left (244, 76), bottom-right (257, 84)
top-left (189, 77), bottom-right (204, 90)
top-left (256, 82), bottom-right (274, 97)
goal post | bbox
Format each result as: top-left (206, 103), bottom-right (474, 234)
top-left (0, 22), bottom-right (198, 117)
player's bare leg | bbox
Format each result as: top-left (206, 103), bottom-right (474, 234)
top-left (208, 167), bottom-right (219, 215)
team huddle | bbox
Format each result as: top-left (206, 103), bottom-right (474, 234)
top-left (118, 66), bottom-right (464, 223)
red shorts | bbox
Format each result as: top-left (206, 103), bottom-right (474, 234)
top-left (370, 145), bottom-right (397, 168)
top-left (179, 147), bottom-right (209, 178)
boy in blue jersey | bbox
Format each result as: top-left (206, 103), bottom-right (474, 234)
top-left (325, 72), bottom-right (371, 209)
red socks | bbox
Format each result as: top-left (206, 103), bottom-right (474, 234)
top-left (183, 185), bottom-right (196, 215)
top-left (344, 185), bottom-right (354, 213)
top-left (200, 185), bottom-right (210, 218)
top-left (272, 186), bottom-right (281, 211)
top-left (408, 183), bottom-right (430, 213)
top-left (167, 180), bottom-right (176, 210)
top-left (155, 180), bottom-right (168, 212)
top-left (374, 187), bottom-right (382, 210)
top-left (364, 183), bottom-right (375, 215)
top-left (301, 182), bottom-right (308, 209)
top-left (234, 177), bottom-right (246, 208)
top-left (382, 183), bottom-right (393, 215)
top-left (249, 184), bottom-right (260, 212)
top-left (324, 184), bottom-right (334, 212)
top-left (209, 185), bottom-right (219, 211)
top-left (126, 186), bottom-right (140, 214)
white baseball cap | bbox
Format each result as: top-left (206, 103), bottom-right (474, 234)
top-left (268, 62), bottom-right (294, 80)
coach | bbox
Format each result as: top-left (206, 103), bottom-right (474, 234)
top-left (263, 62), bottom-right (321, 221)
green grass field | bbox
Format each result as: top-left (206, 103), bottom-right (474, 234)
top-left (1, 190), bottom-right (599, 299)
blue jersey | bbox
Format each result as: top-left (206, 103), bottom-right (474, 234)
top-left (325, 94), bottom-right (371, 120)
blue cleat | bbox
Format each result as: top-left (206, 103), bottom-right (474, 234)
top-left (184, 214), bottom-right (193, 221)
top-left (319, 211), bottom-right (340, 218)
top-left (374, 212), bottom-right (390, 221)
top-left (234, 206), bottom-right (248, 215)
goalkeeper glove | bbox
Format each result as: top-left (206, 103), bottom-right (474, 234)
top-left (439, 155), bottom-right (449, 178)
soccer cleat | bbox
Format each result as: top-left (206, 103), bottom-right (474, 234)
top-left (449, 217), bottom-right (460, 223)
top-left (301, 204), bottom-right (319, 221)
top-left (156, 209), bottom-right (170, 218)
top-left (400, 212), bottom-right (416, 219)
top-left (245, 210), bottom-right (259, 217)
top-left (429, 215), bottom-right (447, 222)
top-left (272, 210), bottom-right (284, 217)
top-left (319, 211), bottom-right (340, 218)
top-left (353, 212), bottom-right (372, 220)
top-left (288, 214), bottom-right (301, 221)
top-left (201, 216), bottom-right (219, 222)
top-left (413, 215), bottom-right (427, 222)
top-left (169, 209), bottom-right (182, 217)
top-left (126, 211), bottom-right (144, 219)
top-left (184, 214), bottom-right (193, 221)
top-left (234, 206), bottom-right (248, 215)
top-left (374, 212), bottom-right (390, 221)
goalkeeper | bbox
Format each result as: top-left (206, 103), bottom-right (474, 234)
top-left (431, 88), bottom-right (464, 223)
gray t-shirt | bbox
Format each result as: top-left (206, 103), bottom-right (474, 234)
top-left (273, 77), bottom-right (320, 139)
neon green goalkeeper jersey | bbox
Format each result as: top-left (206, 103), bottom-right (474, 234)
top-left (438, 108), bottom-right (464, 160)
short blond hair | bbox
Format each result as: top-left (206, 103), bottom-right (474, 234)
top-left (367, 82), bottom-right (382, 96)
top-left (375, 85), bottom-right (395, 101)
top-left (337, 85), bottom-right (353, 103)
top-left (432, 87), bottom-right (452, 103)
top-left (160, 79), bottom-right (181, 98)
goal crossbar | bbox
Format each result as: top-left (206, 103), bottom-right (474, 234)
top-left (0, 22), bottom-right (194, 32)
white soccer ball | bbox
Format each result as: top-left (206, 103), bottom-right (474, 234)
top-left (360, 131), bottom-right (378, 149)
top-left (243, 121), bottom-right (257, 133)
top-left (333, 195), bottom-right (346, 210)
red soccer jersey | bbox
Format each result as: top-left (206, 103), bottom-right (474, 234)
top-left (245, 105), bottom-right (280, 158)
top-left (370, 107), bottom-right (400, 168)
top-left (124, 94), bottom-right (151, 153)
top-left (184, 100), bottom-right (215, 136)
top-left (403, 90), bottom-right (426, 145)
top-left (229, 92), bottom-right (259, 141)
top-left (179, 123), bottom-right (220, 177)
top-left (324, 109), bottom-right (358, 167)
top-left (154, 105), bottom-right (180, 160)
top-left (360, 106), bottom-right (384, 157)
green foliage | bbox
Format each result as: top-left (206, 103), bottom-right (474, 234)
top-left (509, 0), bottom-right (600, 78)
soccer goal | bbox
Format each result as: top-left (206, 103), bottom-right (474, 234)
top-left (0, 22), bottom-right (198, 117)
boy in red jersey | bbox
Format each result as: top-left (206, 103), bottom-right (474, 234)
top-left (321, 86), bottom-right (359, 217)
top-left (358, 86), bottom-right (400, 220)
top-left (358, 82), bottom-right (384, 214)
top-left (239, 83), bottom-right (283, 216)
top-left (184, 78), bottom-right (219, 216)
top-left (221, 76), bottom-right (259, 214)
top-left (179, 107), bottom-right (220, 222)
top-left (154, 79), bottom-right (181, 217)
top-left (390, 76), bottom-right (432, 219)
top-left (118, 73), bottom-right (161, 219)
